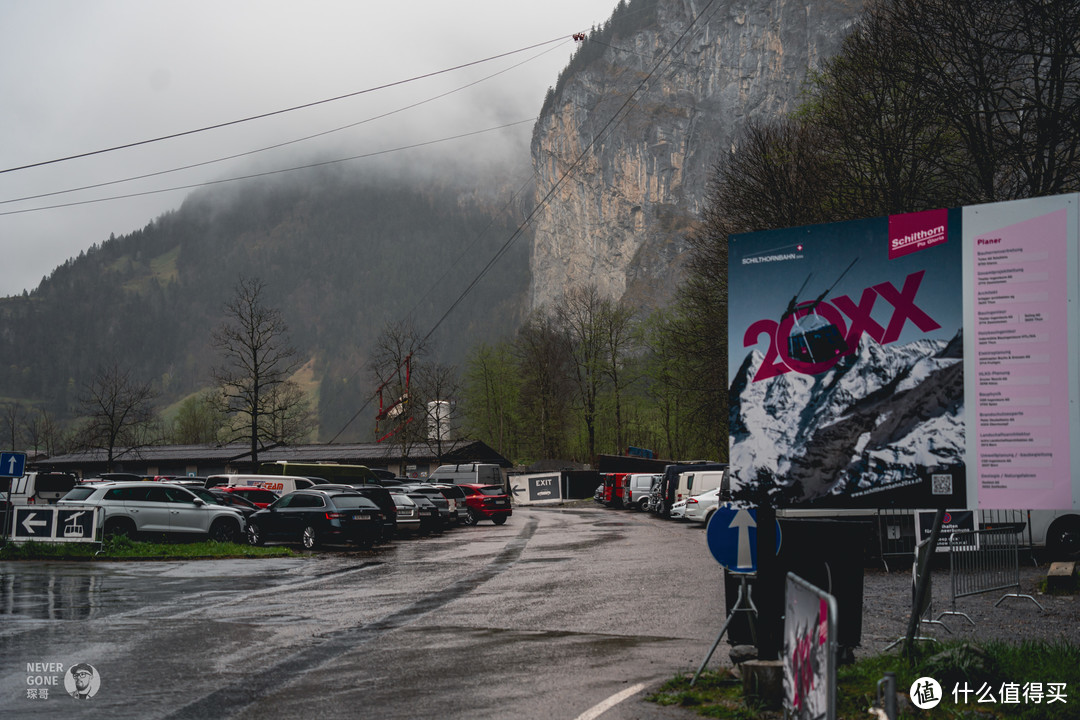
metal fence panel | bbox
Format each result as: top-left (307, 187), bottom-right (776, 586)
top-left (938, 526), bottom-right (1043, 626)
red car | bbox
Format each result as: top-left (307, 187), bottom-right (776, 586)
top-left (216, 486), bottom-right (280, 509)
top-left (457, 483), bottom-right (512, 525)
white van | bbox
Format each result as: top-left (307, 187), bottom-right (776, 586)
top-left (206, 474), bottom-right (315, 496)
top-left (674, 469), bottom-right (726, 505)
top-left (426, 463), bottom-right (503, 486)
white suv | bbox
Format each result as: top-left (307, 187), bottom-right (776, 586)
top-left (59, 482), bottom-right (246, 542)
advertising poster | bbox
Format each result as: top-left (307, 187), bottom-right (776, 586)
top-left (728, 209), bottom-right (966, 508)
top-left (962, 195), bottom-right (1080, 510)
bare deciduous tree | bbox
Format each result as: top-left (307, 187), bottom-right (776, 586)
top-left (2, 401), bottom-right (23, 451)
top-left (212, 277), bottom-right (305, 465)
top-left (76, 363), bottom-right (159, 471)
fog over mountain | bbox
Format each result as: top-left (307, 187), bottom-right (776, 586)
top-left (0, 0), bottom-right (868, 445)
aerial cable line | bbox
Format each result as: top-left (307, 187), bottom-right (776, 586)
top-left (327, 0), bottom-right (719, 442)
top-left (0, 39), bottom-right (573, 207)
top-left (0, 36), bottom-right (571, 176)
top-left (0, 119), bottom-right (536, 217)
top-left (419, 0), bottom-right (719, 347)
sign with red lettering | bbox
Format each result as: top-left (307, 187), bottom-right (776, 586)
top-left (728, 211), bottom-right (965, 508)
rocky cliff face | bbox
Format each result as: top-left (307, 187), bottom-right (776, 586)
top-left (529, 0), bottom-right (865, 311)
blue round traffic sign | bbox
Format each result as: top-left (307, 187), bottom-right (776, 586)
top-left (706, 504), bottom-right (781, 574)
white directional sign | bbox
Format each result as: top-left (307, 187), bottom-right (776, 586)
top-left (15, 508), bottom-right (53, 538)
top-left (11, 507), bottom-right (99, 544)
top-left (706, 504), bottom-right (781, 574)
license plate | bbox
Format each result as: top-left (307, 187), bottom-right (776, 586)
top-left (352, 514), bottom-right (370, 521)
top-left (421, 509), bottom-right (435, 516)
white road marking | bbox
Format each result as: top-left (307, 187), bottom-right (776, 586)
top-left (575, 682), bottom-right (648, 720)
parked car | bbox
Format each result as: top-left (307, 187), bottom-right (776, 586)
top-left (427, 483), bottom-right (470, 524)
top-left (398, 484), bottom-right (458, 525)
top-left (457, 483), bottom-right (512, 525)
top-left (654, 463), bottom-right (728, 517)
top-left (683, 488), bottom-right (722, 524)
top-left (388, 488), bottom-right (442, 534)
top-left (388, 492), bottom-right (422, 535)
top-left (245, 489), bottom-right (385, 549)
top-left (1, 471), bottom-right (80, 537)
top-left (426, 463), bottom-right (503, 486)
top-left (625, 473), bottom-right (660, 511)
top-left (669, 499), bottom-right (687, 520)
top-left (215, 486), bottom-right (280, 509)
top-left (206, 474), bottom-right (316, 494)
top-left (57, 481), bottom-right (246, 542)
top-left (311, 483), bottom-right (397, 541)
top-left (206, 488), bottom-right (261, 519)
top-left (644, 475), bottom-right (664, 513)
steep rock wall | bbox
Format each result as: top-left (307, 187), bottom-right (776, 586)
top-left (529, 0), bottom-right (865, 311)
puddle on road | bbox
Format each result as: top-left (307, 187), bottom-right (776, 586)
top-left (0, 571), bottom-right (104, 620)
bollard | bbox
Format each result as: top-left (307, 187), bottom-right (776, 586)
top-left (875, 672), bottom-right (897, 720)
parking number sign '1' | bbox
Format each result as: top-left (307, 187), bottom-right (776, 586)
top-left (705, 505), bottom-right (781, 574)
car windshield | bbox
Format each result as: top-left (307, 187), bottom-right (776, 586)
top-left (61, 487), bottom-right (96, 501)
top-left (478, 486), bottom-right (505, 496)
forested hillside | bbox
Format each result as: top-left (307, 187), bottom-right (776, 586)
top-left (0, 163), bottom-right (531, 442)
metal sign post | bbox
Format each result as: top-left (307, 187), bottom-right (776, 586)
top-left (693, 506), bottom-right (783, 684)
top-left (692, 573), bottom-right (758, 686)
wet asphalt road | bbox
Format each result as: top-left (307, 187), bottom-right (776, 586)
top-left (0, 505), bottom-right (727, 720)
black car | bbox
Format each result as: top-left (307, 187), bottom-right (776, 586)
top-left (246, 490), bottom-right (385, 549)
top-left (313, 483), bottom-right (399, 542)
top-left (206, 488), bottom-right (261, 519)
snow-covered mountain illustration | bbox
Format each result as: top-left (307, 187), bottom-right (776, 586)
top-left (728, 330), bottom-right (964, 507)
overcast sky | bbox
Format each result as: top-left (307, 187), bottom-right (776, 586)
top-left (0, 0), bottom-right (619, 298)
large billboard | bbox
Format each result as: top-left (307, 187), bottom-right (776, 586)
top-left (728, 194), bottom-right (1080, 510)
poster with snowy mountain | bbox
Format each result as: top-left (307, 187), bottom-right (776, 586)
top-left (728, 209), bottom-right (967, 508)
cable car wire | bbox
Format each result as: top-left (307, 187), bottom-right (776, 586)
top-left (0, 36), bottom-right (571, 176)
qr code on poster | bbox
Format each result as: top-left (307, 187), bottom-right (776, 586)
top-left (931, 474), bottom-right (952, 495)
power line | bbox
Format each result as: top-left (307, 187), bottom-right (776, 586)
top-left (0, 39), bottom-right (573, 208)
top-left (0, 36), bottom-right (571, 176)
top-left (327, 0), bottom-right (720, 442)
top-left (0, 120), bottom-right (537, 217)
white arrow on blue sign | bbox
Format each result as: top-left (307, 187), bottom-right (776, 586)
top-left (0, 452), bottom-right (26, 478)
top-left (705, 504), bottom-right (782, 574)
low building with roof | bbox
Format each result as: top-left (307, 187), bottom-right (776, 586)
top-left (34, 439), bottom-right (512, 481)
